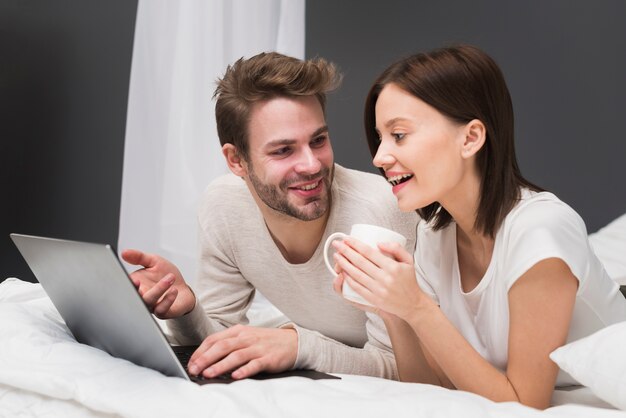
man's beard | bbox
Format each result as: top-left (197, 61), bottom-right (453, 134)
top-left (248, 164), bottom-right (334, 221)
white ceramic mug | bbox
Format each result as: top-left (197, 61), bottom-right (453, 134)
top-left (323, 224), bottom-right (407, 306)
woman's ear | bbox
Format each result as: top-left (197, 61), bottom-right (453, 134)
top-left (461, 119), bottom-right (486, 159)
top-left (222, 144), bottom-right (248, 177)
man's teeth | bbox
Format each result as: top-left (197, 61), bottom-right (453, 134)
top-left (387, 174), bottom-right (413, 186)
top-left (298, 181), bottom-right (319, 191)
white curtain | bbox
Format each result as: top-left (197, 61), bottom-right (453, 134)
top-left (118, 0), bottom-right (305, 289)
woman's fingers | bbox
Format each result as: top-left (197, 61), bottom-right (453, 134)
top-left (332, 272), bottom-right (344, 294)
top-left (378, 241), bottom-right (413, 264)
top-left (332, 239), bottom-right (384, 280)
top-left (331, 237), bottom-right (420, 319)
top-left (342, 271), bottom-right (378, 306)
top-left (333, 251), bottom-right (379, 294)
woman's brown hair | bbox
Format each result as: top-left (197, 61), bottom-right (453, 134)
top-left (364, 45), bottom-right (541, 237)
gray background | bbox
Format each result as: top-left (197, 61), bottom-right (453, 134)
top-left (306, 0), bottom-right (626, 234)
top-left (2, 1), bottom-right (625, 283)
top-left (1, 0), bottom-right (137, 282)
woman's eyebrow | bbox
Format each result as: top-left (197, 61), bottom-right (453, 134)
top-left (384, 117), bottom-right (411, 128)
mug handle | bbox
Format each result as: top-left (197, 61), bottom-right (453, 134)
top-left (323, 232), bottom-right (348, 275)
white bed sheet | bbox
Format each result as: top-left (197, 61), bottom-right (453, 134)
top-left (1, 278), bottom-right (624, 418)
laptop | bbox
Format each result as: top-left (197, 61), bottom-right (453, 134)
top-left (10, 233), bottom-right (339, 384)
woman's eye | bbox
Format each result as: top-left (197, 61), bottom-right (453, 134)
top-left (392, 133), bottom-right (406, 141)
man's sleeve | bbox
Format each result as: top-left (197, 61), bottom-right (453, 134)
top-left (286, 312), bottom-right (398, 379)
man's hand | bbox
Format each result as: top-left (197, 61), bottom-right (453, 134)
top-left (187, 325), bottom-right (298, 380)
top-left (121, 249), bottom-right (196, 319)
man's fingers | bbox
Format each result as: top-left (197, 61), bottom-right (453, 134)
top-left (189, 330), bottom-right (236, 365)
top-left (153, 287), bottom-right (178, 318)
top-left (141, 274), bottom-right (175, 307)
top-left (188, 336), bottom-right (248, 376)
top-left (120, 248), bottom-right (143, 264)
top-left (121, 248), bottom-right (156, 268)
top-left (201, 347), bottom-right (258, 379)
top-left (130, 275), bottom-right (141, 289)
top-left (189, 325), bottom-right (247, 363)
top-left (231, 357), bottom-right (264, 380)
top-left (188, 327), bottom-right (297, 380)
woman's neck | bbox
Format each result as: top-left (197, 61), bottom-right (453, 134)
top-left (442, 167), bottom-right (494, 291)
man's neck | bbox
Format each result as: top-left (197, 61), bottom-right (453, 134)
top-left (263, 210), bottom-right (330, 264)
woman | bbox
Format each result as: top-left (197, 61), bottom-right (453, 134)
top-left (331, 45), bottom-right (626, 409)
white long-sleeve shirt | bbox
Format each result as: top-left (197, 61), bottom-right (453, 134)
top-left (167, 164), bottom-right (418, 379)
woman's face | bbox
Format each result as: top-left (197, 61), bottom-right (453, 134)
top-left (373, 83), bottom-right (474, 212)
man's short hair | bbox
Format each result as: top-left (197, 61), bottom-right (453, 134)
top-left (214, 52), bottom-right (341, 160)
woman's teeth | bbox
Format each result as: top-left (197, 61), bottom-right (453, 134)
top-left (387, 174), bottom-right (413, 186)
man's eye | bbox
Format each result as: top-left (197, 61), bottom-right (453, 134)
top-left (271, 147), bottom-right (291, 156)
top-left (311, 135), bottom-right (327, 147)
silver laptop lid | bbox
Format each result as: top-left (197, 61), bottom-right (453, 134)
top-left (10, 233), bottom-right (188, 380)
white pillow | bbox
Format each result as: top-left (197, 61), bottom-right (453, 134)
top-left (550, 321), bottom-right (626, 410)
top-left (589, 213), bottom-right (626, 285)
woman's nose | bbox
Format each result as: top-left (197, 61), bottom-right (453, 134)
top-left (373, 141), bottom-right (395, 169)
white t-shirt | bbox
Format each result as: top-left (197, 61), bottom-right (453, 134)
top-left (414, 189), bottom-right (626, 386)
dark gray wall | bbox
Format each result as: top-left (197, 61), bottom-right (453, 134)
top-left (306, 0), bottom-right (626, 233)
top-left (2, 1), bottom-right (623, 284)
top-left (0, 1), bottom-right (137, 282)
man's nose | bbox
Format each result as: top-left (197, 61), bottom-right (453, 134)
top-left (294, 147), bottom-right (322, 174)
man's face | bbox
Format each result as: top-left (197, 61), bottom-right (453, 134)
top-left (244, 95), bottom-right (334, 221)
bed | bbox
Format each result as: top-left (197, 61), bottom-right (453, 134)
top-left (2, 215), bottom-right (625, 417)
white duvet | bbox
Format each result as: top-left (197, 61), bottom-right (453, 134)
top-left (1, 278), bottom-right (623, 418)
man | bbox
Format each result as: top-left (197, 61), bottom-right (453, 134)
top-left (123, 52), bottom-right (418, 380)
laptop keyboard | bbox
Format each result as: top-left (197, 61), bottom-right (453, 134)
top-left (171, 345), bottom-right (234, 384)
top-left (172, 345), bottom-right (195, 364)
